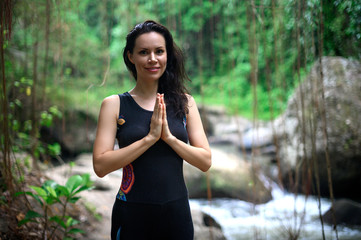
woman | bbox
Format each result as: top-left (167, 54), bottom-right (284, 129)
top-left (93, 20), bottom-right (211, 240)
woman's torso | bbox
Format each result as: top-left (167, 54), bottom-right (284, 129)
top-left (115, 92), bottom-right (188, 204)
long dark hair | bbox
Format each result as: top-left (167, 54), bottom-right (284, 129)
top-left (123, 20), bottom-right (190, 117)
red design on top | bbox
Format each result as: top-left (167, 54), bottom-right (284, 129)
top-left (121, 164), bottom-right (135, 194)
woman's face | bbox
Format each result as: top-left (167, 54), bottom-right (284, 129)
top-left (128, 32), bottom-right (167, 82)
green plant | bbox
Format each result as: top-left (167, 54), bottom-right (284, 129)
top-left (16, 174), bottom-right (94, 240)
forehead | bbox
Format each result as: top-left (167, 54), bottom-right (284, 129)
top-left (134, 32), bottom-right (166, 49)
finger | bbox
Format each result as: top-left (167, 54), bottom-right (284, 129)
top-left (154, 94), bottom-right (159, 111)
top-left (158, 95), bottom-right (163, 120)
top-left (163, 99), bottom-right (167, 121)
top-left (158, 94), bottom-right (164, 119)
top-left (159, 101), bottom-right (164, 121)
top-left (153, 94), bottom-right (160, 118)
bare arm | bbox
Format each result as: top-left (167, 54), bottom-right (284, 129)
top-left (161, 95), bottom-right (212, 172)
top-left (92, 94), bottom-right (163, 178)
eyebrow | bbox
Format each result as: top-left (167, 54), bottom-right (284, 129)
top-left (137, 46), bottom-right (165, 50)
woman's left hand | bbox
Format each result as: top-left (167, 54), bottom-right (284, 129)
top-left (159, 94), bottom-right (175, 143)
top-left (160, 94), bottom-right (211, 172)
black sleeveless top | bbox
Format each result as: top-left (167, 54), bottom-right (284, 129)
top-left (115, 92), bottom-right (189, 204)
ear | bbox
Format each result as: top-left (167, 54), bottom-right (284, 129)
top-left (127, 51), bottom-right (134, 64)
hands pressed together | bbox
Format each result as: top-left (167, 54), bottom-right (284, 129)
top-left (93, 92), bottom-right (211, 177)
top-left (147, 93), bottom-right (175, 144)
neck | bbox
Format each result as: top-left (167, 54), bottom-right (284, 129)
top-left (131, 79), bottom-right (158, 98)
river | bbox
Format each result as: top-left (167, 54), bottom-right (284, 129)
top-left (191, 142), bottom-right (361, 240)
top-left (190, 188), bottom-right (361, 240)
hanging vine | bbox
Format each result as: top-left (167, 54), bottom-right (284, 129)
top-left (317, 0), bottom-right (339, 238)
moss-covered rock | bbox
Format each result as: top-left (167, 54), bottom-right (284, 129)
top-left (275, 57), bottom-right (361, 200)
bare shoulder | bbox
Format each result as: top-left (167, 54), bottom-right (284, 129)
top-left (99, 95), bottom-right (120, 117)
top-left (186, 94), bottom-right (196, 107)
top-left (102, 94), bottom-right (119, 104)
top-left (185, 93), bottom-right (194, 100)
top-left (100, 94), bottom-right (119, 108)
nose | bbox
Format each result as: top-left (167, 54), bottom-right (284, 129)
top-left (148, 53), bottom-right (157, 63)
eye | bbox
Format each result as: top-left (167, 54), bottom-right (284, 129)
top-left (156, 49), bottom-right (165, 54)
top-left (139, 50), bottom-right (147, 55)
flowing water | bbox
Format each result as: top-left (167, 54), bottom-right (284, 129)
top-left (191, 143), bottom-right (361, 239)
top-left (190, 188), bottom-right (361, 240)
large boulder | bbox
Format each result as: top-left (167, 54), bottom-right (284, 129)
top-left (274, 57), bottom-right (361, 199)
top-left (322, 199), bottom-right (361, 226)
top-left (184, 146), bottom-right (273, 204)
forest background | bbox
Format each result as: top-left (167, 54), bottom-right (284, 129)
top-left (3, 0), bottom-right (361, 122)
top-left (0, 0), bottom-right (361, 239)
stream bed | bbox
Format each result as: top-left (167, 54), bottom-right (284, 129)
top-left (190, 188), bottom-right (361, 240)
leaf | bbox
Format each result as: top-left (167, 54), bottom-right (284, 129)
top-left (48, 143), bottom-right (61, 156)
top-left (26, 86), bottom-right (31, 96)
top-left (45, 186), bottom-right (57, 198)
top-left (80, 173), bottom-right (91, 184)
top-left (68, 197), bottom-right (81, 204)
top-left (18, 210), bottom-right (42, 226)
top-left (66, 216), bottom-right (80, 227)
top-left (73, 185), bottom-right (94, 195)
top-left (49, 216), bottom-right (66, 228)
top-left (67, 228), bottom-right (84, 234)
top-left (18, 218), bottom-right (36, 226)
top-left (17, 191), bottom-right (44, 206)
top-left (56, 185), bottom-right (70, 197)
top-left (45, 195), bottom-right (57, 205)
top-left (15, 191), bottom-right (26, 197)
top-left (72, 173), bottom-right (94, 195)
top-left (43, 179), bottom-right (58, 188)
top-left (25, 210), bottom-right (43, 219)
top-left (29, 186), bottom-right (47, 197)
top-left (66, 175), bottom-right (82, 193)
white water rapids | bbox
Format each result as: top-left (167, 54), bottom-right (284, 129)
top-left (190, 186), bottom-right (361, 240)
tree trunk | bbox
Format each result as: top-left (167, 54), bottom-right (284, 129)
top-left (0, 0), bottom-right (14, 194)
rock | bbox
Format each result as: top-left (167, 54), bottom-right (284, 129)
top-left (41, 110), bottom-right (97, 159)
top-left (322, 199), bottom-right (361, 226)
top-left (199, 105), bottom-right (252, 146)
top-left (275, 57), bottom-right (361, 199)
top-left (203, 105), bottom-right (276, 156)
top-left (241, 126), bottom-right (275, 154)
top-left (184, 146), bottom-right (273, 204)
top-left (192, 208), bottom-right (227, 240)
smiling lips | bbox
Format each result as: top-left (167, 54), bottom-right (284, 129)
top-left (146, 67), bottom-right (160, 72)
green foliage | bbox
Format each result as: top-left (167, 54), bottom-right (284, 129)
top-left (323, 0), bottom-right (361, 58)
top-left (16, 174), bottom-right (94, 240)
top-left (10, 104), bottom-right (63, 159)
top-left (5, 0), bottom-right (360, 127)
top-left (40, 106), bottom-right (62, 128)
top-left (47, 143), bottom-right (61, 157)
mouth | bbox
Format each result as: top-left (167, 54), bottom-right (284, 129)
top-left (145, 67), bottom-right (160, 72)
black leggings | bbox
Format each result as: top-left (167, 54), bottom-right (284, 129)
top-left (111, 196), bottom-right (194, 240)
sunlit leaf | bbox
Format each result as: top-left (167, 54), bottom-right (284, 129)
top-left (66, 175), bottom-right (83, 193)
